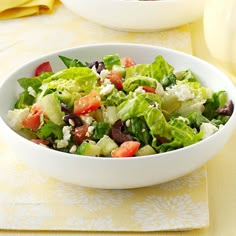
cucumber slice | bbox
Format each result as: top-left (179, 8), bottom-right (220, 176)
top-left (96, 135), bottom-right (118, 157)
top-left (40, 93), bottom-right (64, 125)
top-left (135, 145), bottom-right (156, 156)
top-left (76, 141), bottom-right (101, 157)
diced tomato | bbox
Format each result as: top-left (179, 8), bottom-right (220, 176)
top-left (31, 139), bottom-right (49, 146)
top-left (74, 90), bottom-right (101, 115)
top-left (142, 86), bottom-right (156, 94)
top-left (74, 124), bottom-right (89, 145)
top-left (22, 103), bottom-right (44, 131)
top-left (35, 61), bottom-right (53, 76)
top-left (22, 112), bottom-right (41, 131)
top-left (111, 141), bottom-right (140, 158)
top-left (106, 71), bottom-right (123, 90)
top-left (121, 56), bottom-right (136, 68)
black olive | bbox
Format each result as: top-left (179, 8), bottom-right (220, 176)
top-left (63, 114), bottom-right (83, 127)
top-left (111, 119), bottom-right (133, 144)
top-left (216, 100), bottom-right (234, 116)
top-left (88, 61), bottom-right (105, 74)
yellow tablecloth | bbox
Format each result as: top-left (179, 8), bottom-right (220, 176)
top-left (0, 1), bottom-right (236, 236)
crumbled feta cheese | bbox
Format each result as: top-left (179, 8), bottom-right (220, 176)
top-left (27, 86), bottom-right (36, 97)
top-left (69, 145), bottom-right (77, 154)
top-left (125, 119), bottom-right (131, 127)
top-left (100, 84), bottom-right (114, 96)
top-left (55, 140), bottom-right (69, 149)
top-left (62, 126), bottom-right (71, 141)
top-left (54, 126), bottom-right (72, 149)
top-left (7, 108), bottom-right (30, 130)
top-left (135, 87), bottom-right (146, 93)
top-left (85, 126), bottom-right (95, 137)
top-left (68, 119), bottom-right (75, 126)
top-left (99, 69), bottom-right (110, 81)
top-left (103, 78), bottom-right (112, 85)
top-left (166, 84), bottom-right (194, 101)
top-left (80, 114), bottom-right (94, 125)
top-left (200, 122), bottom-right (219, 139)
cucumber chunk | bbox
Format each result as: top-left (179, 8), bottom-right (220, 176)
top-left (96, 135), bottom-right (118, 157)
top-left (76, 141), bottom-right (101, 157)
top-left (135, 145), bottom-right (156, 156)
top-left (40, 93), bottom-right (64, 125)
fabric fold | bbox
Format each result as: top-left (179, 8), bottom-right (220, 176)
top-left (0, 0), bottom-right (55, 20)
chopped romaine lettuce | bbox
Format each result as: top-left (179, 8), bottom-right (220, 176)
top-left (43, 67), bottom-right (98, 94)
top-left (103, 54), bottom-right (121, 70)
top-left (126, 117), bottom-right (151, 145)
top-left (123, 76), bottom-right (157, 92)
top-left (59, 55), bottom-right (87, 68)
top-left (37, 120), bottom-right (63, 140)
top-left (7, 53), bottom-right (233, 157)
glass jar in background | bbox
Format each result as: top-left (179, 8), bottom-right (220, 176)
top-left (204, 0), bottom-right (236, 75)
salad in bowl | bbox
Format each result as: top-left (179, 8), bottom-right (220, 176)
top-left (1, 44), bottom-right (236, 189)
top-left (7, 53), bottom-right (233, 158)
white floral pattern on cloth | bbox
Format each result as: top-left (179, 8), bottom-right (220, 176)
top-left (0, 142), bottom-right (209, 231)
top-left (0, 2), bottom-right (208, 232)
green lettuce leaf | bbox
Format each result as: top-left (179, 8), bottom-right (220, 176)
top-left (126, 117), bottom-right (151, 145)
top-left (103, 54), bottom-right (121, 70)
top-left (125, 64), bottom-right (151, 79)
top-left (43, 67), bottom-right (98, 94)
top-left (123, 76), bottom-right (157, 92)
top-left (91, 122), bottom-right (110, 141)
top-left (158, 118), bottom-right (204, 153)
top-left (175, 69), bottom-right (198, 82)
top-left (101, 88), bottom-right (127, 106)
top-left (150, 55), bottom-right (174, 82)
top-left (117, 94), bottom-right (151, 120)
top-left (17, 72), bottom-right (53, 91)
top-left (14, 91), bottom-right (35, 109)
top-left (117, 93), bottom-right (161, 121)
top-left (37, 120), bottom-right (63, 140)
top-left (59, 55), bottom-right (87, 68)
top-left (203, 91), bottom-right (228, 120)
top-left (144, 107), bottom-right (172, 140)
top-left (187, 112), bottom-right (210, 130)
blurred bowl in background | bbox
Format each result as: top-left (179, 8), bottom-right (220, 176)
top-left (61, 0), bottom-right (206, 32)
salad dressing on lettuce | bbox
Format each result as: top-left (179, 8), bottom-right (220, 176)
top-left (7, 54), bottom-right (234, 157)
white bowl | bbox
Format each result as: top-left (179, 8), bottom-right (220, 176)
top-left (1, 43), bottom-right (236, 189)
top-left (60, 0), bottom-right (206, 32)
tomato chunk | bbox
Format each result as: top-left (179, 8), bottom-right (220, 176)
top-left (74, 124), bottom-right (89, 144)
top-left (31, 139), bottom-right (49, 146)
top-left (35, 61), bottom-right (53, 76)
top-left (121, 56), bottom-right (136, 68)
top-left (74, 90), bottom-right (101, 115)
top-left (111, 141), bottom-right (140, 158)
top-left (106, 71), bottom-right (123, 90)
top-left (142, 86), bottom-right (156, 94)
top-left (22, 112), bottom-right (41, 131)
